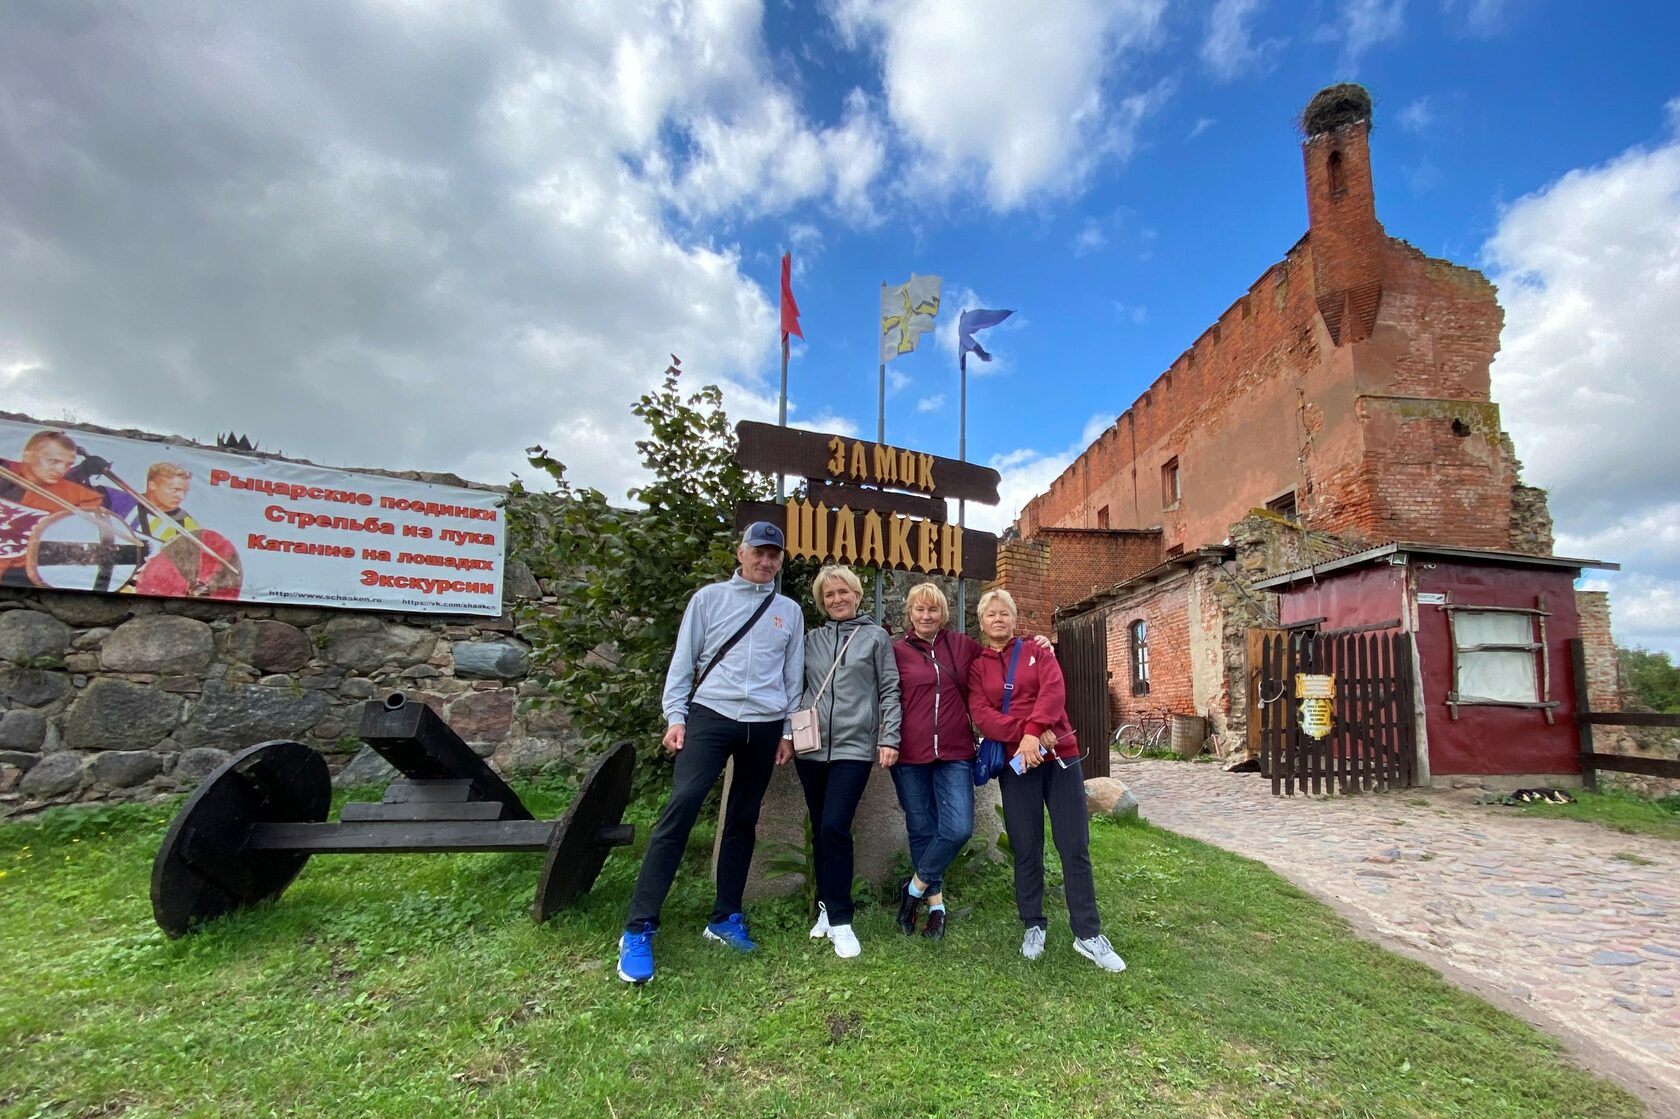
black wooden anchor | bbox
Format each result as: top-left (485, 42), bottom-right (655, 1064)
top-left (151, 693), bottom-right (635, 937)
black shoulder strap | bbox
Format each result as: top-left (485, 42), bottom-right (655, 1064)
top-left (689, 591), bottom-right (777, 701)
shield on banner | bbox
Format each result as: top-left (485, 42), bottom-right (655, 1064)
top-left (22, 508), bottom-right (150, 592)
top-left (134, 529), bottom-right (243, 599)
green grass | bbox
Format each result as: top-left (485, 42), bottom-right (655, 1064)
top-left (1513, 787), bottom-right (1680, 841)
top-left (0, 787), bottom-right (1642, 1119)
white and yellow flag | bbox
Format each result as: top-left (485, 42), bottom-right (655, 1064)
top-left (880, 274), bottom-right (942, 363)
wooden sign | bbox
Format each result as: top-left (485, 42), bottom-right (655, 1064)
top-left (735, 421), bottom-right (1000, 505)
top-left (735, 500), bottom-right (997, 581)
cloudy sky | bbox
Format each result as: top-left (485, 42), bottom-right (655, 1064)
top-left (2, 1), bottom-right (1678, 650)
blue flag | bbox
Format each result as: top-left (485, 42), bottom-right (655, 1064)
top-left (958, 308), bottom-right (1013, 366)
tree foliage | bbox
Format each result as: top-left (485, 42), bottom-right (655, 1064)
top-left (1617, 645), bottom-right (1680, 713)
top-left (505, 360), bottom-right (771, 797)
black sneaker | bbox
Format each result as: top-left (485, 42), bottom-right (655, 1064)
top-left (921, 908), bottom-right (946, 941)
top-left (895, 877), bottom-right (921, 935)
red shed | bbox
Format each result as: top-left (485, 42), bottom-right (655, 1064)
top-left (1253, 544), bottom-right (1618, 782)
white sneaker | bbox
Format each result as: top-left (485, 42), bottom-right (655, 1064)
top-left (1074, 934), bottom-right (1127, 973)
top-left (1021, 926), bottom-right (1046, 960)
top-left (830, 923), bottom-right (861, 959)
top-left (808, 902), bottom-right (830, 939)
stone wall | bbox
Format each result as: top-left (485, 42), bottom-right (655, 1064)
top-left (0, 560), bottom-right (579, 816)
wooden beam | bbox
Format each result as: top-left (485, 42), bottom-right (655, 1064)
top-left (735, 420), bottom-right (1001, 504)
top-left (247, 820), bottom-right (556, 853)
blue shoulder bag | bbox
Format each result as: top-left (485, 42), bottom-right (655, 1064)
top-left (972, 639), bottom-right (1022, 786)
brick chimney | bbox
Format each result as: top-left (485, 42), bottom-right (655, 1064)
top-left (1300, 84), bottom-right (1384, 345)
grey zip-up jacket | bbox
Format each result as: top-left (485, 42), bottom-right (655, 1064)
top-left (801, 613), bottom-right (902, 763)
top-left (662, 572), bottom-right (804, 733)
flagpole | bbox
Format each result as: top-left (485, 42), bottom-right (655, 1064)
top-left (875, 281), bottom-right (886, 621)
top-left (957, 349), bottom-right (967, 628)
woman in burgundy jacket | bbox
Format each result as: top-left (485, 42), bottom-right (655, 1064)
top-left (890, 583), bottom-right (1052, 940)
top-left (967, 588), bottom-right (1126, 973)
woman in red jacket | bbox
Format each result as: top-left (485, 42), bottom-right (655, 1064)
top-left (891, 583), bottom-right (1052, 940)
top-left (967, 588), bottom-right (1126, 973)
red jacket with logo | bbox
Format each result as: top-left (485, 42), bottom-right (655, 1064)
top-left (967, 637), bottom-right (1077, 760)
top-left (891, 629), bottom-right (981, 765)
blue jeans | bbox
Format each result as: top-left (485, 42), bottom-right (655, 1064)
top-left (889, 761), bottom-right (974, 893)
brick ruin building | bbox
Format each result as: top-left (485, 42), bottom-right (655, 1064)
top-left (987, 85), bottom-right (1618, 776)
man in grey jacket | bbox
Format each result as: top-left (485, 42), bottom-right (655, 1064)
top-left (617, 521), bottom-right (804, 985)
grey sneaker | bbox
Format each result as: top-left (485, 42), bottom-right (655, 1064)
top-left (1021, 925), bottom-right (1046, 960)
top-left (1074, 934), bottom-right (1127, 973)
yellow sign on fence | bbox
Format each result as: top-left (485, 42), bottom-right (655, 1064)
top-left (1295, 673), bottom-right (1335, 740)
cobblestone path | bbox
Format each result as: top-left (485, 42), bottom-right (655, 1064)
top-left (1124, 760), bottom-right (1679, 1109)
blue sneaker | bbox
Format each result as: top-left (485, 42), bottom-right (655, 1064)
top-left (703, 913), bottom-right (757, 953)
top-left (618, 923), bottom-right (656, 984)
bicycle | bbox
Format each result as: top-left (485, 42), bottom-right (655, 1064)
top-left (1111, 711), bottom-right (1170, 760)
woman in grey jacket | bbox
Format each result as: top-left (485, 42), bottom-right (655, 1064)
top-left (799, 564), bottom-right (902, 959)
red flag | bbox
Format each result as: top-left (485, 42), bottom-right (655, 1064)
top-left (780, 251), bottom-right (803, 339)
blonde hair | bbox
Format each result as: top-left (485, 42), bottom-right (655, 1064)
top-left (975, 587), bottom-right (1017, 622)
top-left (904, 582), bottom-right (949, 627)
top-left (146, 462), bottom-right (191, 485)
top-left (812, 564), bottom-right (863, 603)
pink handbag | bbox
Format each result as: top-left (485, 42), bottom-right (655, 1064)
top-left (791, 629), bottom-right (858, 754)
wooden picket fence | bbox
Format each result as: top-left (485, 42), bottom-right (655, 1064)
top-left (1249, 628), bottom-right (1418, 796)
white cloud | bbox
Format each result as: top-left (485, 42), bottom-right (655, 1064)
top-left (1318, 0), bottom-right (1406, 71)
top-left (1186, 116), bottom-right (1216, 141)
top-left (1072, 218), bottom-right (1108, 256)
top-left (888, 368), bottom-right (912, 393)
top-left (832, 0), bottom-right (1171, 209)
top-left (1487, 106), bottom-right (1680, 655)
top-left (1441, 0), bottom-right (1509, 37)
top-left (968, 413), bottom-right (1114, 534)
top-left (916, 394), bottom-right (945, 413)
top-left (1398, 96), bottom-right (1434, 132)
top-left (1201, 0), bottom-right (1286, 81)
top-left (0, 1), bottom-right (898, 507)
top-left (1114, 302), bottom-right (1149, 324)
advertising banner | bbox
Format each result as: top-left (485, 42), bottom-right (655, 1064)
top-left (0, 417), bottom-right (504, 615)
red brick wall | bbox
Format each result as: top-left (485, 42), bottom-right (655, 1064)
top-left (1039, 529), bottom-right (1162, 612)
top-left (1575, 590), bottom-right (1621, 714)
top-left (1102, 575), bottom-right (1194, 729)
top-left (1017, 117), bottom-right (1520, 560)
top-left (988, 538), bottom-right (1052, 638)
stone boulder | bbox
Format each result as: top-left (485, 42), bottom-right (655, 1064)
top-left (332, 745), bottom-right (398, 788)
top-left (174, 747), bottom-right (234, 784)
top-left (177, 681), bottom-right (329, 747)
top-left (20, 752), bottom-right (84, 798)
top-left (451, 639), bottom-right (530, 680)
top-left (0, 710), bottom-right (47, 752)
top-left (1084, 776), bottom-right (1139, 819)
top-left (445, 689), bottom-right (516, 742)
top-left (88, 750), bottom-right (165, 788)
top-left (315, 616), bottom-right (437, 672)
top-left (40, 595), bottom-right (138, 627)
top-left (63, 679), bottom-right (183, 751)
top-left (503, 560), bottom-right (542, 601)
top-left (224, 619), bottom-right (313, 673)
top-left (0, 667), bottom-right (70, 707)
top-left (0, 610), bottom-right (71, 664)
top-left (99, 616), bottom-right (215, 674)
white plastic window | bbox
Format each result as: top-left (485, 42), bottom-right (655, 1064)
top-left (1454, 611), bottom-right (1538, 703)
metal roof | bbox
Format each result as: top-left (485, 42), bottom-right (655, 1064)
top-left (1250, 541), bottom-right (1619, 591)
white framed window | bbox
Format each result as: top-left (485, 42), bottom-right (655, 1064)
top-left (1451, 610), bottom-right (1539, 704)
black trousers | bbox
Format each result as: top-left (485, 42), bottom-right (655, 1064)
top-left (625, 705), bottom-right (783, 930)
top-left (999, 757), bottom-right (1101, 939)
top-left (793, 757), bottom-right (873, 925)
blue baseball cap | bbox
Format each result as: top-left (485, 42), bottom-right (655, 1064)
top-left (741, 521), bottom-right (786, 550)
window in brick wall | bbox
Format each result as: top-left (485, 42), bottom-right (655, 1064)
top-left (1329, 149), bottom-right (1345, 196)
top-left (1097, 505), bottom-right (1109, 529)
top-left (1165, 544), bottom-right (1185, 558)
top-left (1129, 620), bottom-right (1150, 696)
top-left (1267, 490), bottom-right (1298, 523)
top-left (1161, 457), bottom-right (1180, 509)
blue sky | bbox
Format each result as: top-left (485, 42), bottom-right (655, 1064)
top-left (3, 1), bottom-right (1678, 651)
